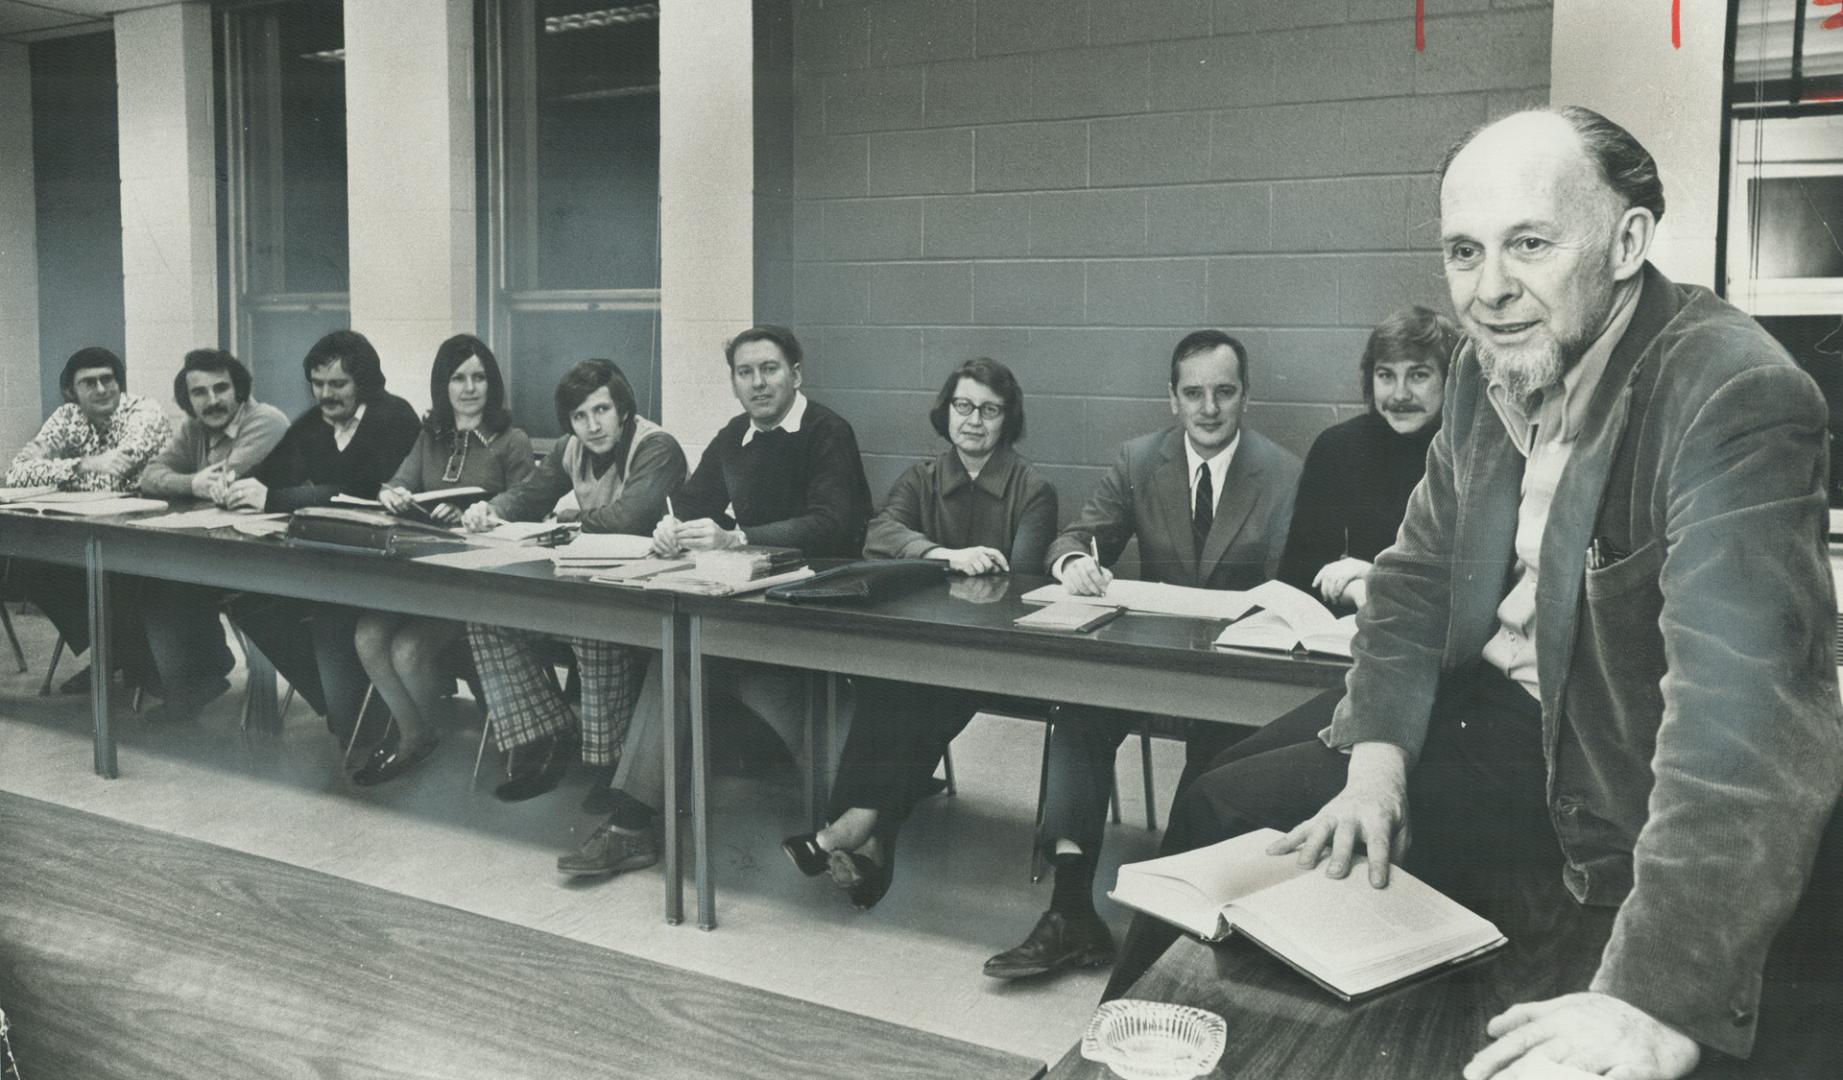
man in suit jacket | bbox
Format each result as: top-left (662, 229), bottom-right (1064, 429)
top-left (1109, 109), bottom-right (1842, 1079)
top-left (983, 329), bottom-right (1302, 980)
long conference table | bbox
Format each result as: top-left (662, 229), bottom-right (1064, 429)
top-left (0, 504), bottom-right (1347, 931)
top-left (7, 507), bottom-right (1837, 1078)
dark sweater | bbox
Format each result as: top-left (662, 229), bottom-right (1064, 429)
top-left (1276, 409), bottom-right (1438, 599)
top-left (256, 394), bottom-right (423, 513)
top-left (676, 398), bottom-right (873, 558)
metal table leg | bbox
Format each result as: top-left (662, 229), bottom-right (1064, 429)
top-left (690, 614), bottom-right (715, 930)
top-left (662, 612), bottom-right (682, 926)
top-left (86, 535), bottom-right (115, 779)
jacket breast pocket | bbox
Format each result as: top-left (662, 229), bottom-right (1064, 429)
top-left (1583, 537), bottom-right (1664, 601)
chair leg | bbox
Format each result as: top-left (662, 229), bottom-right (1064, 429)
top-left (1030, 712), bottom-right (1056, 884)
top-left (131, 686), bottom-right (143, 714)
top-left (1109, 777), bottom-right (1123, 825)
top-left (278, 685), bottom-right (295, 722)
top-left (941, 740), bottom-right (957, 797)
top-left (0, 602), bottom-right (25, 674)
top-left (341, 685), bottom-right (379, 767)
top-left (38, 636), bottom-right (65, 697)
top-left (1139, 718), bottom-right (1158, 832)
top-left (471, 712), bottom-right (495, 787)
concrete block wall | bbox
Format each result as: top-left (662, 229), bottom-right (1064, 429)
top-left (779, 0), bottom-right (1552, 515)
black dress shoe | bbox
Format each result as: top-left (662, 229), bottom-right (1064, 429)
top-left (781, 833), bottom-right (829, 877)
top-left (494, 732), bottom-right (576, 802)
top-left (352, 734), bottom-right (438, 786)
top-left (982, 910), bottom-right (1116, 979)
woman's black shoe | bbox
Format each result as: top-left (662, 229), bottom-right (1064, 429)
top-left (781, 833), bottom-right (829, 877)
top-left (352, 735), bottom-right (438, 787)
top-left (829, 845), bottom-right (895, 911)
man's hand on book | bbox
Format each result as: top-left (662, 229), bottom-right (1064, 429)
top-left (1463, 992), bottom-right (1699, 1080)
top-left (1267, 741), bottom-right (1409, 887)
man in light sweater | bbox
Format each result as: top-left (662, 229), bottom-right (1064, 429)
top-left (137, 349), bottom-right (289, 722)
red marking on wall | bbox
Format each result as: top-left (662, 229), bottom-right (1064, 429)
top-left (1672, 0), bottom-right (1681, 48)
top-left (1416, 0), bottom-right (1425, 52)
top-left (1820, 0), bottom-right (1843, 32)
top-left (1808, 91), bottom-right (1843, 102)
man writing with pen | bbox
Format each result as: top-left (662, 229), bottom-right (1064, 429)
top-left (981, 329), bottom-right (1303, 982)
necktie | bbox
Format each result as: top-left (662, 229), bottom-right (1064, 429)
top-left (1193, 462), bottom-right (1213, 551)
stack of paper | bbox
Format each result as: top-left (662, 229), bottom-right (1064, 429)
top-left (1021, 580), bottom-right (1255, 622)
top-left (549, 533), bottom-right (656, 573)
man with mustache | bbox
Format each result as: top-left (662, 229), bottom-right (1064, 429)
top-left (4, 346), bottom-right (172, 693)
top-left (222, 330), bottom-right (420, 747)
top-left (135, 349), bottom-right (287, 722)
top-left (1105, 108), bottom-right (1843, 1079)
top-left (1276, 305), bottom-right (1458, 611)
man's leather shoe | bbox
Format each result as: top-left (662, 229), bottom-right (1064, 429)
top-left (352, 734), bottom-right (438, 786)
top-left (494, 732), bottom-right (576, 802)
top-left (556, 822), bottom-right (658, 878)
top-left (982, 910), bottom-right (1116, 979)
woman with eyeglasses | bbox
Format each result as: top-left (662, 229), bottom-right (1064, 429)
top-left (782, 356), bottom-right (1056, 909)
top-left (350, 334), bottom-right (534, 785)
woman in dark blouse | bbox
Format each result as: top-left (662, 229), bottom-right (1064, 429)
top-left (783, 357), bottom-right (1056, 909)
top-left (1277, 306), bottom-right (1459, 612)
top-left (351, 335), bottom-right (534, 785)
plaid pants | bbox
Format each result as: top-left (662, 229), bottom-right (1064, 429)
top-left (465, 623), bottom-right (644, 765)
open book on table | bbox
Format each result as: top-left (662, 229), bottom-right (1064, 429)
top-left (1108, 828), bottom-right (1505, 1000)
top-left (1212, 580), bottom-right (1356, 658)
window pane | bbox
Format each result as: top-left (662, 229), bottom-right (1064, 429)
top-left (507, 2), bottom-right (661, 292)
top-left (506, 306), bottom-right (660, 436)
top-left (248, 305), bottom-right (351, 420)
top-left (236, 1), bottom-right (349, 296)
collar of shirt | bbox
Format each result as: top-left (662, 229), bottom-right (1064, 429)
top-left (454, 426), bottom-right (497, 449)
top-left (1184, 430), bottom-right (1240, 509)
top-left (740, 391), bottom-right (808, 447)
top-left (1485, 282), bottom-right (1641, 458)
top-left (939, 444), bottom-right (1020, 499)
top-left (212, 399), bottom-right (249, 445)
top-left (325, 402), bottom-right (368, 450)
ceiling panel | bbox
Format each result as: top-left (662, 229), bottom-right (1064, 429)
top-left (0, 0), bottom-right (184, 42)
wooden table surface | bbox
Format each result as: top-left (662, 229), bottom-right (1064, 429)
top-left (0, 791), bottom-right (1045, 1080)
top-left (1044, 863), bottom-right (1840, 1080)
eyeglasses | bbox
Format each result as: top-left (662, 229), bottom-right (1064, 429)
top-left (949, 398), bottom-right (1004, 421)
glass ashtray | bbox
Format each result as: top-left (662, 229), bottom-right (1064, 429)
top-left (1080, 999), bottom-right (1227, 1080)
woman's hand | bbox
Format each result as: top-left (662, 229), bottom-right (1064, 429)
top-left (429, 502), bottom-right (463, 525)
top-left (377, 485), bottom-right (415, 515)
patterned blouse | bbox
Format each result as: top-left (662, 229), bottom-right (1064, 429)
top-left (4, 395), bottom-right (173, 492)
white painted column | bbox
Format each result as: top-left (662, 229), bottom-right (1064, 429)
top-left (1550, 1), bottom-right (1727, 289)
top-left (343, 0), bottom-right (475, 414)
top-left (115, 2), bottom-right (216, 378)
top-left (659, 2), bottom-right (756, 461)
top-left (0, 41), bottom-right (39, 453)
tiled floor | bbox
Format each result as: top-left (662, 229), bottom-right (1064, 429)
top-left (0, 602), bottom-right (1308, 1065)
